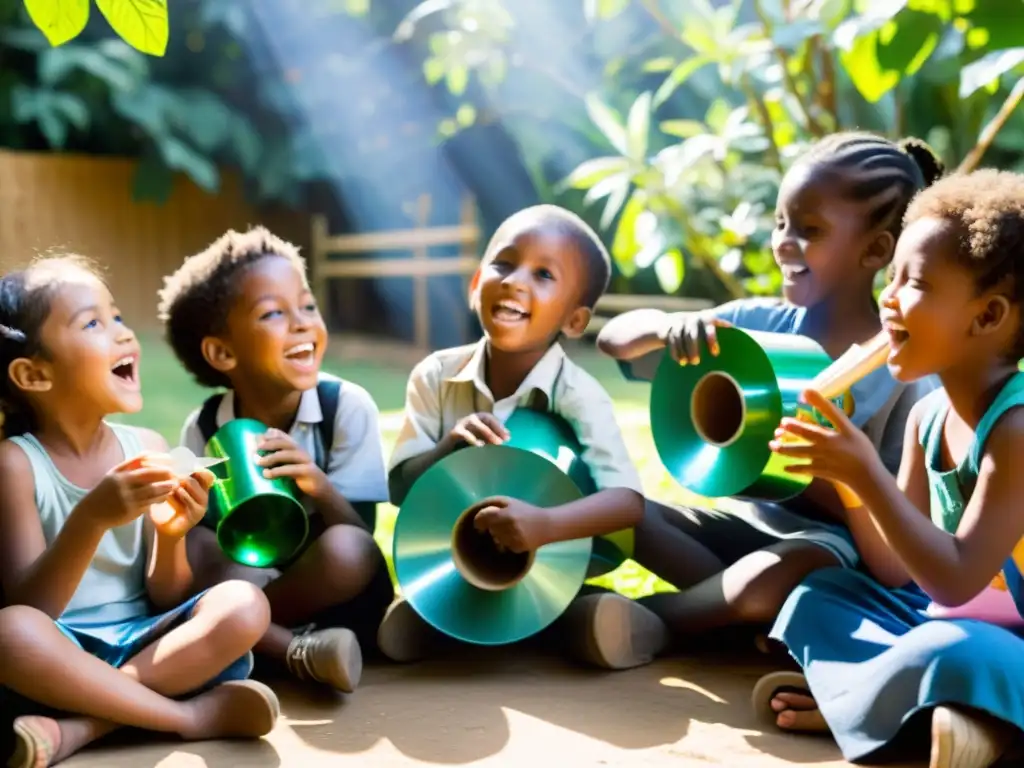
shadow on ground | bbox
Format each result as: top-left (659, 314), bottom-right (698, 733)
top-left (67, 650), bottom-right (862, 768)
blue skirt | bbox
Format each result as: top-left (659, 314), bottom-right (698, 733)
top-left (1, 589), bottom-right (253, 721)
top-left (769, 567), bottom-right (1024, 763)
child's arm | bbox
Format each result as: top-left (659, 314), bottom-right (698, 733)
top-left (0, 442), bottom-right (107, 617)
top-left (138, 429), bottom-right (198, 608)
top-left (775, 392), bottom-right (1024, 606)
top-left (0, 441), bottom-right (178, 617)
top-left (388, 357), bottom-right (508, 506)
top-left (597, 303), bottom-right (741, 364)
top-left (474, 368), bottom-right (645, 551)
top-left (856, 408), bottom-right (1024, 606)
top-left (840, 402), bottom-right (931, 588)
top-left (596, 308), bottom-right (674, 360)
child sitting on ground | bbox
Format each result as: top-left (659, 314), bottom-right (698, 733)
top-left (381, 204), bottom-right (648, 662)
top-left (595, 132), bottom-right (943, 668)
top-left (761, 169), bottom-right (1024, 768)
top-left (158, 227), bottom-right (393, 693)
top-left (0, 256), bottom-right (277, 768)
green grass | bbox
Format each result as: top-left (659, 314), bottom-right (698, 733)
top-left (121, 334), bottom-right (704, 598)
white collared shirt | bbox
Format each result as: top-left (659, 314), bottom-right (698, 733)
top-left (388, 340), bottom-right (642, 493)
top-left (180, 374), bottom-right (389, 505)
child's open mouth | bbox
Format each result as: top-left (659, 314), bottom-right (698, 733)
top-left (111, 355), bottom-right (139, 388)
top-left (491, 300), bottom-right (530, 323)
top-left (885, 323), bottom-right (910, 347)
top-left (284, 342), bottom-right (317, 370)
top-left (780, 264), bottom-right (809, 283)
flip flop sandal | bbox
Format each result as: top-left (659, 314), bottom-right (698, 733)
top-left (9, 717), bottom-right (59, 768)
top-left (751, 670), bottom-right (811, 730)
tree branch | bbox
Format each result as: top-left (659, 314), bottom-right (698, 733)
top-left (637, 0), bottom-right (679, 40)
top-left (957, 77), bottom-right (1024, 174)
top-left (812, 35), bottom-right (839, 128)
top-left (752, 0), bottom-right (824, 137)
top-left (741, 74), bottom-right (783, 172)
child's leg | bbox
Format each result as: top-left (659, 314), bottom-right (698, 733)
top-left (0, 604), bottom-right (278, 751)
top-left (7, 580), bottom-right (275, 764)
top-left (635, 499), bottom-right (840, 631)
top-left (565, 499), bottom-right (839, 669)
top-left (190, 522), bottom-right (382, 691)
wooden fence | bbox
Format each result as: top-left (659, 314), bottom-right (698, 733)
top-left (311, 193), bottom-right (481, 351)
top-left (0, 150), bottom-right (308, 329)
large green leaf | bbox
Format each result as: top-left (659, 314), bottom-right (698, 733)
top-left (625, 92), bottom-right (652, 162)
top-left (561, 156), bottom-right (631, 190)
top-left (959, 47), bottom-right (1024, 98)
top-left (155, 134), bottom-right (218, 191)
top-left (838, 28), bottom-right (900, 102)
top-left (653, 56), bottom-right (711, 108)
top-left (874, 10), bottom-right (942, 75)
top-left (95, 0), bottom-right (169, 57)
top-left (610, 190), bottom-right (645, 276)
top-left (23, 0), bottom-right (90, 47)
top-left (585, 94), bottom-right (628, 155)
top-left (654, 249), bottom-right (685, 294)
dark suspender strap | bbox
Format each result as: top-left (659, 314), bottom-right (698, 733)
top-left (197, 393), bottom-right (224, 445)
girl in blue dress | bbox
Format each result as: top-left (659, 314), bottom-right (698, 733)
top-left (762, 169), bottom-right (1024, 767)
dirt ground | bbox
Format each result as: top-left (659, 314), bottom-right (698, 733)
top-left (63, 649), bottom-right (910, 768)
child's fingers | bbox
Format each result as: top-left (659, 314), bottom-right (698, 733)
top-left (178, 476), bottom-right (206, 505)
top-left (776, 417), bottom-right (830, 442)
top-left (704, 321), bottom-right (721, 357)
top-left (190, 468), bottom-right (216, 490)
top-left (452, 425), bottom-right (483, 446)
top-left (257, 449), bottom-right (309, 468)
top-left (256, 436), bottom-right (296, 454)
top-left (802, 390), bottom-right (851, 431)
top-left (769, 439), bottom-right (817, 457)
top-left (261, 463), bottom-right (313, 480)
top-left (477, 413), bottom-right (510, 440)
top-left (467, 416), bottom-right (504, 445)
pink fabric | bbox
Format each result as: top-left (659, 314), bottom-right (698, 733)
top-left (927, 586), bottom-right (1024, 627)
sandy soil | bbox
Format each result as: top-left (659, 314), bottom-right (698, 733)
top-left (62, 649), bottom-right (912, 768)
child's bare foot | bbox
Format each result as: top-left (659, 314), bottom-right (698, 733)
top-left (751, 671), bottom-right (829, 733)
top-left (180, 680), bottom-right (280, 742)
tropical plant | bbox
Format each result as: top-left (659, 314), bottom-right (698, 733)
top-left (23, 0), bottom-right (169, 56)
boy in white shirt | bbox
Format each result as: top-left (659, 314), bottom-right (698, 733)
top-left (382, 205), bottom-right (664, 667)
top-left (159, 227), bottom-right (392, 694)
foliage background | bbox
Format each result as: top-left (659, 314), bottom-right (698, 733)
top-left (4, 0), bottom-right (1023, 300)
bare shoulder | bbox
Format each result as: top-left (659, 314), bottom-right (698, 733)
top-left (0, 438), bottom-right (33, 479)
top-left (134, 426), bottom-right (170, 452)
top-left (982, 406), bottom-right (1024, 464)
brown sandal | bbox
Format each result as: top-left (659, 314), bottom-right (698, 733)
top-left (751, 670), bottom-right (816, 730)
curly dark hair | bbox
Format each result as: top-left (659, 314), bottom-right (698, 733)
top-left (484, 204), bottom-right (611, 309)
top-left (157, 227), bottom-right (306, 388)
top-left (904, 169), bottom-right (1024, 358)
top-left (0, 254), bottom-right (103, 438)
top-left (798, 131), bottom-right (946, 239)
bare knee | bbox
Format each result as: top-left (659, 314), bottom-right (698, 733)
top-left (725, 543), bottom-right (840, 625)
top-left (195, 580), bottom-right (271, 648)
top-left (310, 524), bottom-right (380, 596)
top-left (0, 605), bottom-right (54, 656)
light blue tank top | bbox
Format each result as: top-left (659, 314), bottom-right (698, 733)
top-left (9, 424), bottom-right (150, 631)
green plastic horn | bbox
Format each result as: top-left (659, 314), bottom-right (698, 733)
top-left (650, 328), bottom-right (837, 502)
top-left (393, 408), bottom-right (606, 646)
top-left (203, 418), bottom-right (309, 568)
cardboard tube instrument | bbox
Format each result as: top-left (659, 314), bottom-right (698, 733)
top-left (796, 330), bottom-right (892, 508)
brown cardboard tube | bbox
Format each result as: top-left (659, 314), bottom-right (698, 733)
top-left (810, 331), bottom-right (891, 400)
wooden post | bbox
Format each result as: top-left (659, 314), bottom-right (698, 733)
top-left (311, 214), bottom-right (330, 318)
top-left (411, 194), bottom-right (432, 352)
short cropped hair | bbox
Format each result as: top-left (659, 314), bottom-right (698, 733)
top-left (484, 205), bottom-right (611, 309)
